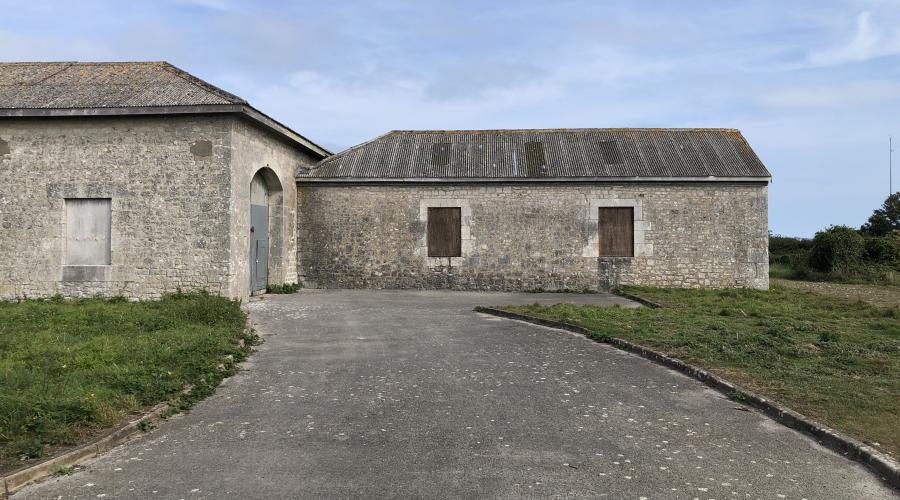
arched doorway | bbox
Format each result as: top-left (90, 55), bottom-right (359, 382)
top-left (249, 171), bottom-right (271, 294)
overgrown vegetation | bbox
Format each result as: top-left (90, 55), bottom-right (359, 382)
top-left (266, 282), bottom-right (302, 294)
top-left (0, 292), bottom-right (255, 472)
top-left (770, 193), bottom-right (900, 285)
top-left (502, 285), bottom-right (900, 457)
top-left (770, 229), bottom-right (899, 285)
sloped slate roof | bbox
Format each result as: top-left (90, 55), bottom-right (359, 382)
top-left (304, 129), bottom-right (771, 180)
top-left (0, 61), bottom-right (331, 158)
top-left (0, 61), bottom-right (246, 109)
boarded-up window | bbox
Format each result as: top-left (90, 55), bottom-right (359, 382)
top-left (427, 207), bottom-right (461, 257)
top-left (65, 199), bottom-right (111, 265)
top-left (598, 207), bottom-right (633, 257)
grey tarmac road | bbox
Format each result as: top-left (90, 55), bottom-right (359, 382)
top-left (17, 290), bottom-right (897, 499)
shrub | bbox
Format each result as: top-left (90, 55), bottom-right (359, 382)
top-left (769, 234), bottom-right (813, 268)
top-left (864, 233), bottom-right (900, 266)
top-left (807, 226), bottom-right (865, 274)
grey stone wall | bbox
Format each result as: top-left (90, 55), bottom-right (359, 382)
top-left (227, 117), bottom-right (319, 298)
top-left (297, 183), bottom-right (769, 290)
top-left (0, 114), bottom-right (312, 300)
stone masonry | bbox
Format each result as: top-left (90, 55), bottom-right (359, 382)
top-left (297, 182), bottom-right (769, 291)
top-left (0, 114), bottom-right (315, 300)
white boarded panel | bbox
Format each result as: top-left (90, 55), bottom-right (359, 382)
top-left (66, 198), bottom-right (111, 265)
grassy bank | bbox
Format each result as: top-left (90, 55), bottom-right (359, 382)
top-left (501, 285), bottom-right (900, 458)
top-left (0, 292), bottom-right (254, 472)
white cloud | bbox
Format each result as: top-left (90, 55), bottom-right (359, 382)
top-left (170, 0), bottom-right (235, 11)
top-left (758, 80), bottom-right (900, 109)
top-left (0, 30), bottom-right (112, 61)
top-left (808, 10), bottom-right (900, 66)
top-left (243, 43), bottom-right (686, 149)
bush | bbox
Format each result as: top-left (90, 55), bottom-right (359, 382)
top-left (864, 233), bottom-right (900, 266)
top-left (769, 234), bottom-right (813, 268)
top-left (807, 226), bottom-right (865, 274)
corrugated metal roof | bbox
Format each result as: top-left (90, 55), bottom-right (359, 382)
top-left (0, 61), bottom-right (245, 109)
top-left (306, 129), bottom-right (771, 180)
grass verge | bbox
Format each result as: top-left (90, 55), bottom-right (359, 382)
top-left (0, 291), bottom-right (256, 473)
top-left (500, 285), bottom-right (900, 458)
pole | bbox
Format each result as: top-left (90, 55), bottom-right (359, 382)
top-left (891, 136), bottom-right (894, 196)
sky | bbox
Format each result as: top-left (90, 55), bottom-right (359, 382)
top-left (1, 0), bottom-right (898, 237)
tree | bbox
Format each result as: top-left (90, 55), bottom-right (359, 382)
top-left (860, 192), bottom-right (900, 236)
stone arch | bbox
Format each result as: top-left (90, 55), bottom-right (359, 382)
top-left (249, 167), bottom-right (284, 294)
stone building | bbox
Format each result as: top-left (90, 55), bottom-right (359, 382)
top-left (0, 62), bottom-right (329, 299)
top-left (0, 62), bottom-right (771, 299)
top-left (297, 130), bottom-right (771, 291)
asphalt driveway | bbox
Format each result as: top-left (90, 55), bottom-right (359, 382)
top-left (19, 290), bottom-right (896, 499)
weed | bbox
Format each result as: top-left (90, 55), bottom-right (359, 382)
top-left (266, 283), bottom-right (302, 294)
top-left (726, 390), bottom-right (748, 403)
top-left (137, 419), bottom-right (155, 432)
top-left (53, 466), bottom-right (76, 476)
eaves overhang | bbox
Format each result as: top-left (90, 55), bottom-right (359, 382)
top-left (295, 176), bottom-right (772, 185)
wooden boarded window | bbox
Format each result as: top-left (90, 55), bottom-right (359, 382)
top-left (65, 198), bottom-right (111, 265)
top-left (427, 207), bottom-right (461, 257)
top-left (598, 207), bottom-right (634, 257)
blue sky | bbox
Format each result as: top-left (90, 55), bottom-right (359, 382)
top-left (1, 0), bottom-right (898, 237)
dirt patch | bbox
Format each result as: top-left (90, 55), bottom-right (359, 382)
top-left (773, 279), bottom-right (900, 308)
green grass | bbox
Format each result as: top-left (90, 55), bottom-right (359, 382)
top-left (0, 291), bottom-right (255, 471)
top-left (502, 285), bottom-right (900, 458)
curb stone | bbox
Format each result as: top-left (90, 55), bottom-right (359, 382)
top-left (473, 305), bottom-right (900, 491)
top-left (0, 403), bottom-right (169, 498)
top-left (1, 314), bottom-right (257, 498)
top-left (612, 289), bottom-right (662, 308)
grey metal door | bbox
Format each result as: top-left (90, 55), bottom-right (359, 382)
top-left (250, 204), bottom-right (268, 293)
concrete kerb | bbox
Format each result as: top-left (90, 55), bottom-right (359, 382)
top-left (473, 306), bottom-right (900, 491)
top-left (613, 289), bottom-right (662, 308)
top-left (0, 402), bottom-right (169, 498)
top-left (1, 315), bottom-right (257, 498)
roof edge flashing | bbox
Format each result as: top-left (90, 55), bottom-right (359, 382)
top-left (296, 175), bottom-right (772, 184)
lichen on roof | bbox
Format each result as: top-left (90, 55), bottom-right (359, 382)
top-left (0, 61), bottom-right (246, 109)
top-left (307, 128), bottom-right (771, 179)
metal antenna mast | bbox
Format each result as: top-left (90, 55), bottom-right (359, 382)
top-left (891, 136), bottom-right (895, 196)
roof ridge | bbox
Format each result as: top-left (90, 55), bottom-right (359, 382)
top-left (157, 62), bottom-right (247, 105)
top-left (387, 127), bottom-right (743, 134)
top-left (0, 61), bottom-right (168, 66)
